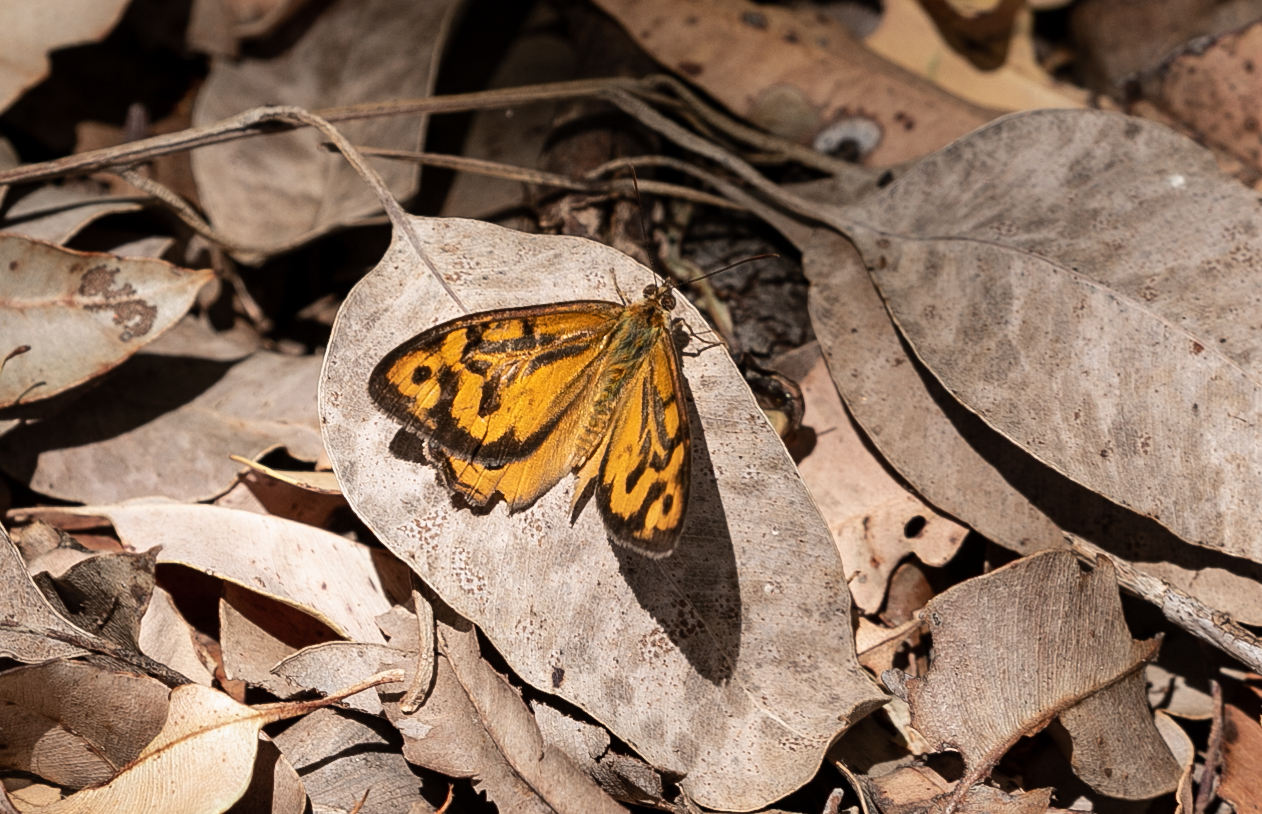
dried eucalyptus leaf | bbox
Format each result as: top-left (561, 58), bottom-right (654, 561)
top-left (0, 235), bottom-right (212, 410)
top-left (883, 550), bottom-right (1179, 802)
top-left (321, 216), bottom-right (885, 811)
top-left (832, 108), bottom-right (1262, 564)
top-left (803, 190), bottom-right (1262, 626)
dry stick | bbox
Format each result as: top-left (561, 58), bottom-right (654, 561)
top-left (352, 146), bottom-right (743, 211)
top-left (1068, 534), bottom-right (1262, 674)
top-left (0, 78), bottom-right (639, 187)
top-left (113, 168), bottom-right (261, 257)
top-left (639, 75), bottom-right (869, 179)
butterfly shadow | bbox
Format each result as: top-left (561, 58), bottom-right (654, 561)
top-left (611, 387), bottom-right (741, 686)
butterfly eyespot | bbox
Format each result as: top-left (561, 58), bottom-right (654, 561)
top-left (412, 366), bottom-right (432, 384)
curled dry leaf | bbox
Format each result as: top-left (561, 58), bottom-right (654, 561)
top-left (794, 353), bottom-right (966, 614)
top-left (438, 612), bottom-right (627, 814)
top-left (0, 235), bottom-right (213, 410)
top-left (229, 455), bottom-right (342, 494)
top-left (1, 185), bottom-right (144, 245)
top-left (191, 0), bottom-right (461, 254)
top-left (0, 660), bottom-right (168, 790)
top-left (271, 707), bottom-right (431, 814)
top-left (272, 640), bottom-right (407, 715)
top-left (830, 108), bottom-right (1262, 567)
top-left (864, 765), bottom-right (1053, 814)
top-left (138, 586), bottom-right (215, 686)
top-left (1220, 703), bottom-right (1262, 813)
top-left (531, 699), bottom-right (668, 810)
top-left (1153, 712), bottom-right (1195, 813)
top-left (31, 548), bottom-right (158, 649)
top-left (44, 503), bottom-right (391, 643)
top-left (29, 682), bottom-right (274, 814)
top-left (0, 0), bottom-right (129, 113)
top-left (0, 351), bottom-right (324, 503)
top-left (592, 0), bottom-right (992, 164)
top-left (219, 582), bottom-right (342, 698)
top-left (0, 525), bottom-right (89, 664)
top-left (321, 215), bottom-right (886, 811)
top-left (883, 549), bottom-right (1179, 804)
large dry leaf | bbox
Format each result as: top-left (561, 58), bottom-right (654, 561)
top-left (0, 1), bottom-right (129, 113)
top-left (0, 235), bottom-right (213, 410)
top-left (0, 525), bottom-right (88, 664)
top-left (831, 108), bottom-right (1262, 564)
top-left (321, 216), bottom-right (886, 811)
top-left (883, 549), bottom-right (1179, 803)
top-left (0, 660), bottom-right (168, 790)
top-left (47, 503), bottom-right (390, 643)
top-left (794, 353), bottom-right (966, 613)
top-left (0, 351), bottom-right (324, 503)
top-left (801, 193), bottom-right (1262, 625)
top-left (190, 0), bottom-right (459, 254)
top-left (592, 0), bottom-right (993, 164)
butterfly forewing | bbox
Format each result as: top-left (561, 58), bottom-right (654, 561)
top-left (371, 303), bottom-right (623, 465)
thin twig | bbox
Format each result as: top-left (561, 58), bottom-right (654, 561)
top-left (0, 79), bottom-right (641, 187)
top-left (111, 168), bottom-right (261, 256)
top-left (637, 75), bottom-right (871, 179)
top-left (1194, 680), bottom-right (1224, 814)
top-left (351, 146), bottom-right (743, 210)
top-left (1068, 533), bottom-right (1262, 674)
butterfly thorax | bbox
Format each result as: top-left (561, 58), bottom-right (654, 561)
top-left (572, 287), bottom-right (675, 460)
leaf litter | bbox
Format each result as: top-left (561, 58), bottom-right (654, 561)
top-left (3, 1), bottom-right (1262, 812)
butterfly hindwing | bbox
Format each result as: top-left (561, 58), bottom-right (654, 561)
top-left (594, 322), bottom-right (691, 555)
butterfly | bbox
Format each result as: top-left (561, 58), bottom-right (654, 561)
top-left (369, 280), bottom-right (692, 558)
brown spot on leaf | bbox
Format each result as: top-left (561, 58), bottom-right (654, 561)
top-left (78, 264), bottom-right (158, 341)
top-left (742, 11), bottom-right (767, 28)
top-left (1192, 341), bottom-right (1205, 354)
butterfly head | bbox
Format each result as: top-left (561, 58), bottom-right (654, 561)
top-left (644, 283), bottom-right (676, 311)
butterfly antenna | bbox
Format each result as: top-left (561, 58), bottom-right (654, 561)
top-left (668, 254), bottom-right (778, 292)
top-left (628, 166), bottom-right (662, 273)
